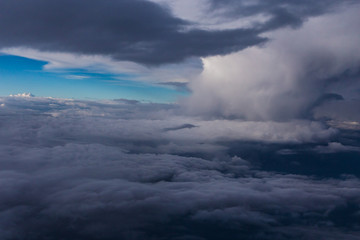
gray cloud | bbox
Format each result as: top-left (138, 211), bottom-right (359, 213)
top-left (313, 99), bottom-right (360, 122)
top-left (209, 0), bottom-right (355, 30)
top-left (163, 123), bottom-right (197, 132)
top-left (0, 95), bottom-right (360, 239)
top-left (1, 142), bottom-right (359, 239)
top-left (0, 0), bottom-right (266, 65)
top-left (0, 0), bottom-right (356, 65)
top-left (0, 96), bottom-right (337, 155)
top-left (314, 142), bottom-right (360, 153)
top-left (157, 82), bottom-right (190, 91)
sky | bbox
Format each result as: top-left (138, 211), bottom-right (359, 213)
top-left (1, 0), bottom-right (360, 240)
top-left (0, 54), bottom-right (189, 102)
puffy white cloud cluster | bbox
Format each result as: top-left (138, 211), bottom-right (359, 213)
top-left (9, 92), bottom-right (34, 98)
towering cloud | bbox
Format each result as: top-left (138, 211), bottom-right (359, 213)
top-left (184, 5), bottom-right (360, 120)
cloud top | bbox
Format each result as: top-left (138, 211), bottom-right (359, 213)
top-left (0, 95), bottom-right (359, 239)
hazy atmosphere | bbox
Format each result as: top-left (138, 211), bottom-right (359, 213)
top-left (1, 0), bottom-right (360, 239)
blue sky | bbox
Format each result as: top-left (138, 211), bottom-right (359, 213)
top-left (0, 54), bottom-right (188, 102)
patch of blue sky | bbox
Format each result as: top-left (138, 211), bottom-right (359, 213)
top-left (0, 54), bottom-right (189, 102)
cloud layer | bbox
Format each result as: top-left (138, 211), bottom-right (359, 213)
top-left (0, 96), bottom-right (359, 240)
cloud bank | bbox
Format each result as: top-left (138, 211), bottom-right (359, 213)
top-left (0, 96), bottom-right (359, 240)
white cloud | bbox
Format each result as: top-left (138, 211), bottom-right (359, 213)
top-left (9, 93), bottom-right (34, 98)
top-left (184, 5), bottom-right (360, 121)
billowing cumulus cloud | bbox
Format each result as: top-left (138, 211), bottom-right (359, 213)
top-left (184, 4), bottom-right (360, 121)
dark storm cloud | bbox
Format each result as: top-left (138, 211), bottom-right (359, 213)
top-left (209, 0), bottom-right (356, 30)
top-left (0, 0), bottom-right (355, 65)
top-left (0, 0), bottom-right (266, 65)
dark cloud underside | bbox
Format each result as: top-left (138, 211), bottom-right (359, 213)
top-left (0, 0), bottom-right (264, 65)
top-left (209, 0), bottom-right (356, 29)
top-left (0, 0), bottom-right (355, 65)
